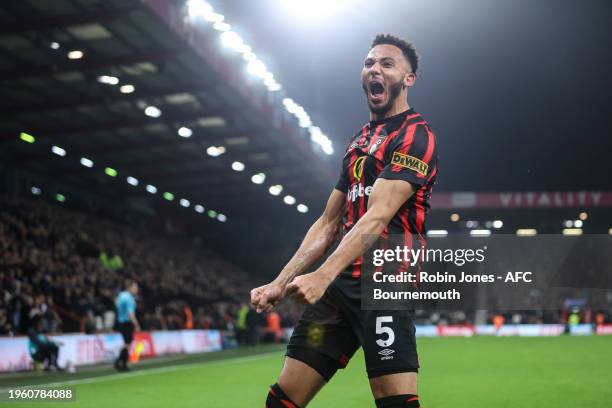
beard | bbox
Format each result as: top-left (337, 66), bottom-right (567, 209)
top-left (362, 78), bottom-right (404, 115)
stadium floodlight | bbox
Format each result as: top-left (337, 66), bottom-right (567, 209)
top-left (220, 31), bottom-right (245, 52)
top-left (213, 21), bottom-right (231, 31)
top-left (427, 230), bottom-right (448, 238)
top-left (50, 42), bottom-right (60, 49)
top-left (470, 229), bottom-right (491, 237)
top-left (247, 59), bottom-right (269, 79)
top-left (562, 228), bottom-right (583, 236)
top-left (251, 173), bottom-right (266, 184)
top-left (207, 209), bottom-right (217, 218)
top-left (283, 195), bottom-right (296, 205)
top-left (450, 213), bottom-right (460, 222)
top-left (51, 146), bottom-right (66, 156)
top-left (163, 192), bottom-right (175, 201)
top-left (573, 219), bottom-right (583, 228)
top-left (516, 228), bottom-right (538, 236)
top-left (31, 186), bottom-right (41, 195)
top-left (55, 194), bottom-right (66, 202)
top-left (297, 204), bottom-right (309, 213)
top-left (180, 199), bottom-right (190, 208)
top-left (492, 220), bottom-right (503, 229)
top-left (466, 220), bottom-right (479, 229)
top-left (97, 75), bottom-right (119, 85)
top-left (242, 52), bottom-right (256, 61)
top-left (104, 167), bottom-right (117, 177)
top-left (120, 84), bottom-right (135, 94)
top-left (231, 161), bottom-right (245, 171)
top-left (20, 132), bottom-right (35, 143)
top-left (187, 0), bottom-right (213, 19)
top-left (206, 146), bottom-right (225, 157)
top-left (126, 176), bottom-right (139, 186)
top-left (204, 12), bottom-right (224, 23)
top-left (308, 126), bottom-right (334, 155)
top-left (268, 185), bottom-right (283, 196)
top-left (67, 50), bottom-right (84, 59)
top-left (195, 204), bottom-right (205, 213)
top-left (146, 184), bottom-right (157, 194)
top-left (80, 157), bottom-right (94, 168)
top-left (178, 126), bottom-right (193, 138)
top-left (579, 212), bottom-right (588, 221)
top-left (144, 106), bottom-right (162, 118)
top-left (217, 213), bottom-right (227, 222)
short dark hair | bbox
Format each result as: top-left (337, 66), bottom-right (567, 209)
top-left (370, 34), bottom-right (419, 74)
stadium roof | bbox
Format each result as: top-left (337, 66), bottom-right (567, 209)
top-left (0, 0), bottom-right (336, 229)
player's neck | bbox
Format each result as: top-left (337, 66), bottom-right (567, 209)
top-left (370, 100), bottom-right (411, 122)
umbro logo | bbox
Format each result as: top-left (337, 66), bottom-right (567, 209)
top-left (378, 349), bottom-right (395, 360)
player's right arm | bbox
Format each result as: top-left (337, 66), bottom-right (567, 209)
top-left (250, 188), bottom-right (345, 313)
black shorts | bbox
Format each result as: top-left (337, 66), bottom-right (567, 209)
top-left (117, 322), bottom-right (134, 344)
top-left (286, 275), bottom-right (419, 380)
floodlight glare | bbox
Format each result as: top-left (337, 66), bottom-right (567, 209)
top-left (120, 84), bottom-right (135, 94)
top-left (51, 146), bottom-right (66, 156)
top-left (251, 173), bottom-right (266, 184)
top-left (283, 195), bottom-right (296, 205)
top-left (231, 161), bottom-right (245, 171)
top-left (178, 127), bottom-right (193, 138)
top-left (144, 106), bottom-right (162, 118)
top-left (269, 185), bottom-right (283, 196)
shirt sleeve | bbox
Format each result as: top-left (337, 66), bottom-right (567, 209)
top-left (378, 123), bottom-right (437, 187)
top-left (334, 157), bottom-right (350, 193)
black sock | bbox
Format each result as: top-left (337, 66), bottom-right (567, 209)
top-left (266, 383), bottom-right (301, 408)
top-left (120, 348), bottom-right (129, 366)
top-left (375, 394), bottom-right (420, 408)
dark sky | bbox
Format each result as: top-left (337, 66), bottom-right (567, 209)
top-left (220, 0), bottom-right (611, 192)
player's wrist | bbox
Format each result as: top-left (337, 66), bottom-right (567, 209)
top-left (313, 268), bottom-right (336, 285)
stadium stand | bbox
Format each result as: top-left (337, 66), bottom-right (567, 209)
top-left (0, 194), bottom-right (262, 336)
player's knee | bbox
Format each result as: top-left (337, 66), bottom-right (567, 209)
top-left (375, 394), bottom-right (420, 408)
top-left (266, 383), bottom-right (301, 408)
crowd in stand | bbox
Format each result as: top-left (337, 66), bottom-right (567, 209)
top-left (0, 195), bottom-right (275, 337)
top-left (1, 195), bottom-right (609, 341)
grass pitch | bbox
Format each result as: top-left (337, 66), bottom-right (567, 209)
top-left (1, 336), bottom-right (611, 407)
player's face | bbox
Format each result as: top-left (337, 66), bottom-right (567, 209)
top-left (361, 44), bottom-right (412, 115)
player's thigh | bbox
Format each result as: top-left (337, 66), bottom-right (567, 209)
top-left (282, 286), bottom-right (360, 405)
top-left (361, 309), bottom-right (419, 396)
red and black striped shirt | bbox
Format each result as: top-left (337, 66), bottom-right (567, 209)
top-left (335, 108), bottom-right (439, 279)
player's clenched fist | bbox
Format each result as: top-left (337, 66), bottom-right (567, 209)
top-left (250, 281), bottom-right (284, 313)
top-left (285, 272), bottom-right (332, 305)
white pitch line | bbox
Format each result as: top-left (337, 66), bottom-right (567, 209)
top-left (1, 351), bottom-right (282, 391)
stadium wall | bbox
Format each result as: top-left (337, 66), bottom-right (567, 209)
top-left (1, 325), bottom-right (609, 373)
top-left (0, 330), bottom-right (222, 373)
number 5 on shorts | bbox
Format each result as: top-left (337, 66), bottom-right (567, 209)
top-left (375, 316), bottom-right (395, 347)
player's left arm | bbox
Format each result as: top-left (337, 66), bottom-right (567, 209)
top-left (286, 178), bottom-right (414, 304)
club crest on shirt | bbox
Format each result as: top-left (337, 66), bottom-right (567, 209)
top-left (368, 134), bottom-right (387, 155)
top-left (391, 151), bottom-right (428, 176)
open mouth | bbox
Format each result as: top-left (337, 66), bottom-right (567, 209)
top-left (368, 81), bottom-right (385, 101)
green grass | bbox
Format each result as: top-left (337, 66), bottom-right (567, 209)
top-left (1, 336), bottom-right (611, 407)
